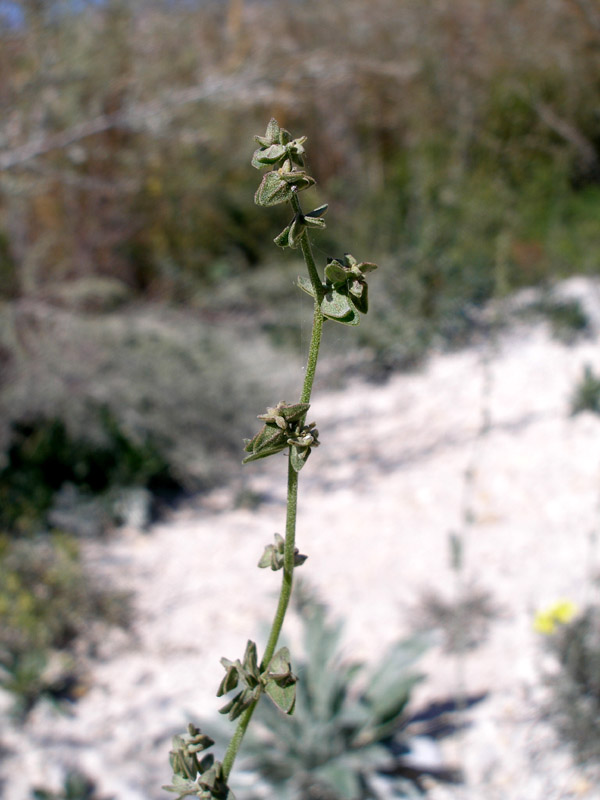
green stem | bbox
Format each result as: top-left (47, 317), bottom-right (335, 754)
top-left (261, 457), bottom-right (299, 668)
top-left (292, 194), bottom-right (325, 304)
top-left (221, 704), bottom-right (254, 780)
top-left (221, 226), bottom-right (325, 782)
top-left (222, 450), bottom-right (300, 781)
top-left (301, 293), bottom-right (324, 406)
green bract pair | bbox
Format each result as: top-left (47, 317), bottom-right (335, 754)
top-left (164, 725), bottom-right (233, 800)
top-left (218, 640), bottom-right (297, 720)
top-left (258, 532), bottom-right (308, 571)
top-left (242, 401), bottom-right (319, 473)
top-left (253, 119), bottom-right (315, 209)
top-left (299, 252), bottom-right (378, 326)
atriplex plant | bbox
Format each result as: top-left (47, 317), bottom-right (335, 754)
top-left (163, 119), bottom-right (378, 799)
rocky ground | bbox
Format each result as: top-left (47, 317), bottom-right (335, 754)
top-left (2, 278), bottom-right (600, 800)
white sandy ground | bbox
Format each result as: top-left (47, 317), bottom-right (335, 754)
top-left (2, 278), bottom-right (600, 800)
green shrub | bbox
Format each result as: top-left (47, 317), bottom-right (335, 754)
top-left (528, 296), bottom-right (590, 344)
top-left (0, 532), bottom-right (129, 715)
top-left (239, 589), bottom-right (430, 800)
top-left (3, 0), bottom-right (600, 305)
top-left (570, 364), bottom-right (600, 416)
top-left (0, 302), bottom-right (296, 533)
top-left (33, 770), bottom-right (112, 800)
top-left (415, 585), bottom-right (498, 654)
top-left (544, 604), bottom-right (600, 763)
top-left (0, 414), bottom-right (175, 535)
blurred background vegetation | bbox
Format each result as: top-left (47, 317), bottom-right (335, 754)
top-left (1, 0), bottom-right (600, 709)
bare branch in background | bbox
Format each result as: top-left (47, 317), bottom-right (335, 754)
top-left (0, 70), bottom-right (278, 172)
top-left (534, 101), bottom-right (598, 170)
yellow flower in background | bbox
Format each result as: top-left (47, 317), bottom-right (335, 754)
top-left (534, 598), bottom-right (579, 635)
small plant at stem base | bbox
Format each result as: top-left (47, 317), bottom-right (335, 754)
top-left (570, 364), bottom-right (600, 416)
top-left (239, 589), bottom-right (430, 800)
top-left (538, 603), bottom-right (600, 763)
top-left (163, 119), bottom-right (378, 799)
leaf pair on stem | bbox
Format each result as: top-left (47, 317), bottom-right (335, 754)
top-left (218, 639), bottom-right (297, 720)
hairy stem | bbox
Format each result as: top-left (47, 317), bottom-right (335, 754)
top-left (261, 457), bottom-right (299, 668)
top-left (292, 193), bottom-right (325, 304)
top-left (221, 704), bottom-right (254, 780)
top-left (221, 226), bottom-right (324, 782)
top-left (222, 461), bottom-right (299, 779)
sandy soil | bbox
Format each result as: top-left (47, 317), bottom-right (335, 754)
top-left (2, 278), bottom-right (600, 800)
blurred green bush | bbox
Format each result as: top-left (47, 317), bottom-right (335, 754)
top-left (1, 0), bottom-right (599, 301)
top-left (570, 364), bottom-right (600, 416)
top-left (239, 585), bottom-right (431, 800)
top-left (0, 531), bottom-right (129, 716)
top-left (544, 603), bottom-right (600, 763)
top-left (33, 769), bottom-right (113, 800)
top-left (1, 0), bottom-right (598, 525)
top-left (0, 300), bottom-right (297, 533)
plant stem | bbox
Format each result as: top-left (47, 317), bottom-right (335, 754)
top-left (222, 441), bottom-right (301, 781)
top-left (292, 194), bottom-right (325, 304)
top-left (261, 457), bottom-right (299, 668)
top-left (221, 705), bottom-right (254, 780)
top-left (221, 227), bottom-right (324, 782)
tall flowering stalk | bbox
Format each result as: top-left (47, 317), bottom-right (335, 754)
top-left (164, 119), bottom-right (378, 800)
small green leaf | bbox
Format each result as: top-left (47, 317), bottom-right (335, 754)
top-left (357, 261), bottom-right (378, 275)
top-left (274, 224), bottom-right (292, 248)
top-left (258, 401), bottom-right (310, 424)
top-left (254, 171), bottom-right (295, 207)
top-left (230, 686), bottom-right (261, 720)
top-left (287, 215), bottom-right (306, 248)
top-left (305, 204), bottom-right (328, 219)
top-left (217, 658), bottom-right (240, 696)
top-left (198, 761), bottom-right (237, 800)
top-left (321, 289), bottom-right (359, 323)
top-left (243, 419), bottom-right (290, 463)
top-left (254, 118), bottom-right (280, 147)
top-left (278, 126), bottom-right (291, 145)
top-left (264, 677), bottom-right (296, 714)
top-left (290, 444), bottom-right (310, 472)
top-left (242, 639), bottom-right (259, 677)
top-left (297, 275), bottom-right (317, 298)
top-left (244, 422), bottom-right (286, 453)
top-left (258, 533), bottom-right (307, 570)
top-left (162, 773), bottom-right (200, 798)
top-left (258, 544), bottom-right (275, 569)
top-left (242, 444), bottom-right (287, 464)
top-left (325, 260), bottom-right (349, 285)
top-left (349, 281), bottom-right (368, 314)
top-left (266, 646), bottom-right (293, 678)
top-left (255, 143), bottom-right (287, 164)
top-left (304, 215), bottom-right (326, 230)
top-left (263, 647), bottom-right (297, 714)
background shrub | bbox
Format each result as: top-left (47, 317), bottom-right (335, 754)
top-left (545, 604), bottom-right (600, 763)
top-left (0, 300), bottom-right (298, 533)
top-left (0, 532), bottom-right (129, 715)
top-left (238, 586), bottom-right (431, 800)
top-left (1, 0), bottom-right (599, 515)
top-left (570, 364), bottom-right (600, 416)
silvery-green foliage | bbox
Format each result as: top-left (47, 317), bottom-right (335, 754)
top-left (546, 604), bottom-right (600, 763)
top-left (570, 364), bottom-right (600, 416)
top-left (240, 593), bottom-right (428, 800)
top-left (0, 302), bottom-right (296, 502)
